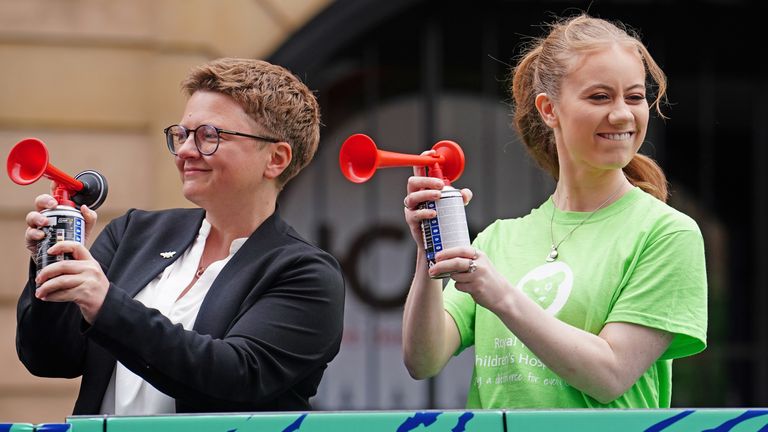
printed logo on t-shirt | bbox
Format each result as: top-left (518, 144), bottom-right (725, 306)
top-left (516, 261), bottom-right (573, 316)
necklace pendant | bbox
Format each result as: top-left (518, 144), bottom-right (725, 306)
top-left (546, 246), bottom-right (558, 262)
top-left (195, 267), bottom-right (206, 278)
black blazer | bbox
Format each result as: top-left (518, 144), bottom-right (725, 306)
top-left (16, 208), bottom-right (345, 414)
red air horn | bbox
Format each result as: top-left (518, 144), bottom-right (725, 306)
top-left (339, 133), bottom-right (470, 279)
top-left (339, 133), bottom-right (465, 183)
top-left (7, 138), bottom-right (108, 210)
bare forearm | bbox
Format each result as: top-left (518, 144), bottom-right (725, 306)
top-left (402, 251), bottom-right (456, 379)
top-left (493, 288), bottom-right (671, 403)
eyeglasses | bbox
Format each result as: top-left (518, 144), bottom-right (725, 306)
top-left (163, 124), bottom-right (281, 156)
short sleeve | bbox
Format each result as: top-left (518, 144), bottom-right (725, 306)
top-left (607, 227), bottom-right (708, 360)
top-left (443, 224), bottom-right (498, 355)
top-left (443, 279), bottom-right (476, 355)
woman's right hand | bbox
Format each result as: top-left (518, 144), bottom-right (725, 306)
top-left (24, 194), bottom-right (98, 256)
top-left (402, 158), bottom-right (473, 249)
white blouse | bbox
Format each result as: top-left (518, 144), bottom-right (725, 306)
top-left (99, 219), bottom-right (246, 415)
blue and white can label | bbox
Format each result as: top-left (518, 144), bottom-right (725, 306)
top-left (420, 185), bottom-right (470, 279)
top-left (35, 205), bottom-right (85, 275)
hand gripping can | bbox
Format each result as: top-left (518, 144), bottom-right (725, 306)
top-left (420, 185), bottom-right (471, 279)
top-left (35, 205), bottom-right (85, 275)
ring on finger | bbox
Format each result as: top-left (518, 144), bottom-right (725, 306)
top-left (467, 259), bottom-right (477, 273)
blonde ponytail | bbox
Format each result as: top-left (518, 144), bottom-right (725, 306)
top-left (623, 154), bottom-right (668, 202)
top-left (512, 45), bottom-right (559, 179)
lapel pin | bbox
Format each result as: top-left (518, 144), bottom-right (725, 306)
top-left (160, 251), bottom-right (176, 259)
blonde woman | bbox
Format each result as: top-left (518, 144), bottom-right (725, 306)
top-left (402, 15), bottom-right (707, 408)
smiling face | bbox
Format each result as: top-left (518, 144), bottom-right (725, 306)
top-left (174, 90), bottom-right (274, 208)
top-left (545, 43), bottom-right (650, 178)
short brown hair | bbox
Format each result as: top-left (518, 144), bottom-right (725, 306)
top-left (181, 58), bottom-right (320, 186)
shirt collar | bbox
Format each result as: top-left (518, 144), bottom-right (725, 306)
top-left (200, 218), bottom-right (248, 256)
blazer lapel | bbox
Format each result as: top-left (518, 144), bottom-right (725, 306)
top-left (113, 209), bottom-right (205, 299)
top-left (194, 212), bottom-right (286, 337)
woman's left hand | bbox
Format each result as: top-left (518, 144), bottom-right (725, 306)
top-left (430, 246), bottom-right (513, 313)
top-left (34, 240), bottom-right (109, 324)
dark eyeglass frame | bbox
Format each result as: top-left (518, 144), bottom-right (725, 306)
top-left (163, 124), bottom-right (281, 156)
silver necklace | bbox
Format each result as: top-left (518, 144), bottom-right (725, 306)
top-left (546, 184), bottom-right (626, 262)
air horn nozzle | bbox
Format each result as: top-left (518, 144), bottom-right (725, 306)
top-left (7, 138), bottom-right (108, 210)
top-left (339, 133), bottom-right (465, 183)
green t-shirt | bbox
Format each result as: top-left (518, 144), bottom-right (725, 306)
top-left (443, 187), bottom-right (707, 408)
